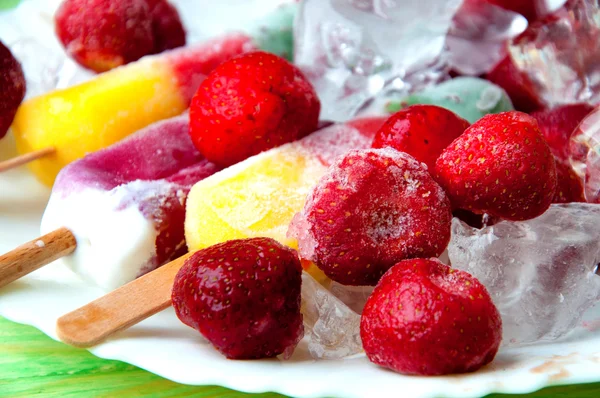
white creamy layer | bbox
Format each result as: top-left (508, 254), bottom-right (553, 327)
top-left (41, 185), bottom-right (158, 291)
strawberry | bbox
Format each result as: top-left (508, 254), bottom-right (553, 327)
top-left (172, 237), bottom-right (303, 359)
top-left (530, 104), bottom-right (592, 204)
top-left (531, 104), bottom-right (594, 162)
top-left (289, 148), bottom-right (452, 286)
top-left (189, 51), bottom-right (320, 167)
top-left (483, 0), bottom-right (538, 21)
top-left (55, 0), bottom-right (155, 72)
top-left (145, 0), bottom-right (186, 54)
top-left (360, 258), bottom-right (502, 376)
top-left (553, 160), bottom-right (586, 203)
top-left (372, 105), bottom-right (470, 170)
top-left (435, 111), bottom-right (557, 221)
top-left (485, 55), bottom-right (543, 113)
top-left (452, 209), bottom-right (498, 229)
top-left (0, 41), bottom-right (26, 140)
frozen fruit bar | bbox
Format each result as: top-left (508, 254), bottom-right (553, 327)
top-left (184, 117), bottom-right (386, 251)
top-left (12, 34), bottom-right (253, 186)
top-left (41, 116), bottom-right (220, 290)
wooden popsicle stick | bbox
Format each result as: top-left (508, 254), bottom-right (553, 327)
top-left (0, 227), bottom-right (77, 289)
top-left (56, 253), bottom-right (192, 348)
top-left (0, 146), bottom-right (56, 172)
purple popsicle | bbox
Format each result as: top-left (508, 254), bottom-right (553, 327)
top-left (40, 116), bottom-right (220, 290)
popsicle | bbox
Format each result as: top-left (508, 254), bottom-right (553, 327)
top-left (56, 116), bottom-right (387, 347)
top-left (4, 34), bottom-right (253, 186)
top-left (0, 116), bottom-right (220, 291)
top-left (184, 117), bottom-right (388, 252)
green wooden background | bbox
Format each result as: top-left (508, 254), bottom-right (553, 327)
top-left (0, 0), bottom-right (20, 11)
top-left (1, 316), bottom-right (599, 398)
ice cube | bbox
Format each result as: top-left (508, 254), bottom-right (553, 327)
top-left (570, 106), bottom-right (600, 203)
top-left (508, 0), bottom-right (600, 107)
top-left (294, 0), bottom-right (463, 121)
top-left (328, 281), bottom-right (374, 314)
top-left (446, 1), bottom-right (527, 75)
top-left (448, 204), bottom-right (600, 346)
top-left (301, 273), bottom-right (363, 359)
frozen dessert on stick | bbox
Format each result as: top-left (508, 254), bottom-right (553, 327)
top-left (1, 35), bottom-right (252, 186)
top-left (55, 117), bottom-right (386, 347)
top-left (0, 116), bottom-right (219, 291)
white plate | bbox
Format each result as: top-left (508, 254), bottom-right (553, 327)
top-left (1, 150), bottom-right (600, 398)
top-left (1, 1), bottom-right (600, 397)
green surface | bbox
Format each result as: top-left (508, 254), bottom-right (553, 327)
top-left (1, 316), bottom-right (599, 398)
top-left (0, 0), bottom-right (20, 11)
top-left (0, 316), bottom-right (282, 398)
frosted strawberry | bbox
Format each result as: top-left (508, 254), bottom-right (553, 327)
top-left (145, 0), bottom-right (186, 54)
top-left (172, 237), bottom-right (303, 359)
top-left (55, 0), bottom-right (155, 72)
top-left (435, 112), bottom-right (557, 221)
top-left (360, 258), bottom-right (502, 375)
top-left (289, 148), bottom-right (452, 286)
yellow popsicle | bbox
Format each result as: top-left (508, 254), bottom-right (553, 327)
top-left (11, 34), bottom-right (253, 186)
top-left (185, 117), bottom-right (387, 252)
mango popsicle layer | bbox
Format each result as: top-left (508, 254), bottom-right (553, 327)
top-left (12, 34), bottom-right (253, 186)
top-left (184, 117), bottom-right (386, 252)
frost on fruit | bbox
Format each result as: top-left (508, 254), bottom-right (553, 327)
top-left (290, 147), bottom-right (452, 285)
top-left (301, 273), bottom-right (363, 359)
top-left (449, 203), bottom-right (600, 346)
top-left (297, 122), bottom-right (374, 166)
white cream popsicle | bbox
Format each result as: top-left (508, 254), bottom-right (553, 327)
top-left (41, 116), bottom-right (220, 290)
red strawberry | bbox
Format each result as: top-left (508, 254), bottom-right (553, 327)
top-left (289, 148), bottom-right (452, 286)
top-left (0, 41), bottom-right (26, 140)
top-left (360, 258), bottom-right (502, 376)
top-left (452, 209), bottom-right (498, 229)
top-left (483, 0), bottom-right (538, 21)
top-left (529, 104), bottom-right (592, 204)
top-left (435, 111), bottom-right (557, 221)
top-left (372, 105), bottom-right (470, 171)
top-left (486, 55), bottom-right (543, 113)
top-left (145, 0), bottom-right (186, 54)
top-left (172, 237), bottom-right (303, 359)
top-left (553, 160), bottom-right (586, 203)
top-left (189, 51), bottom-right (320, 167)
top-left (531, 104), bottom-right (594, 162)
top-left (55, 0), bottom-right (155, 72)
